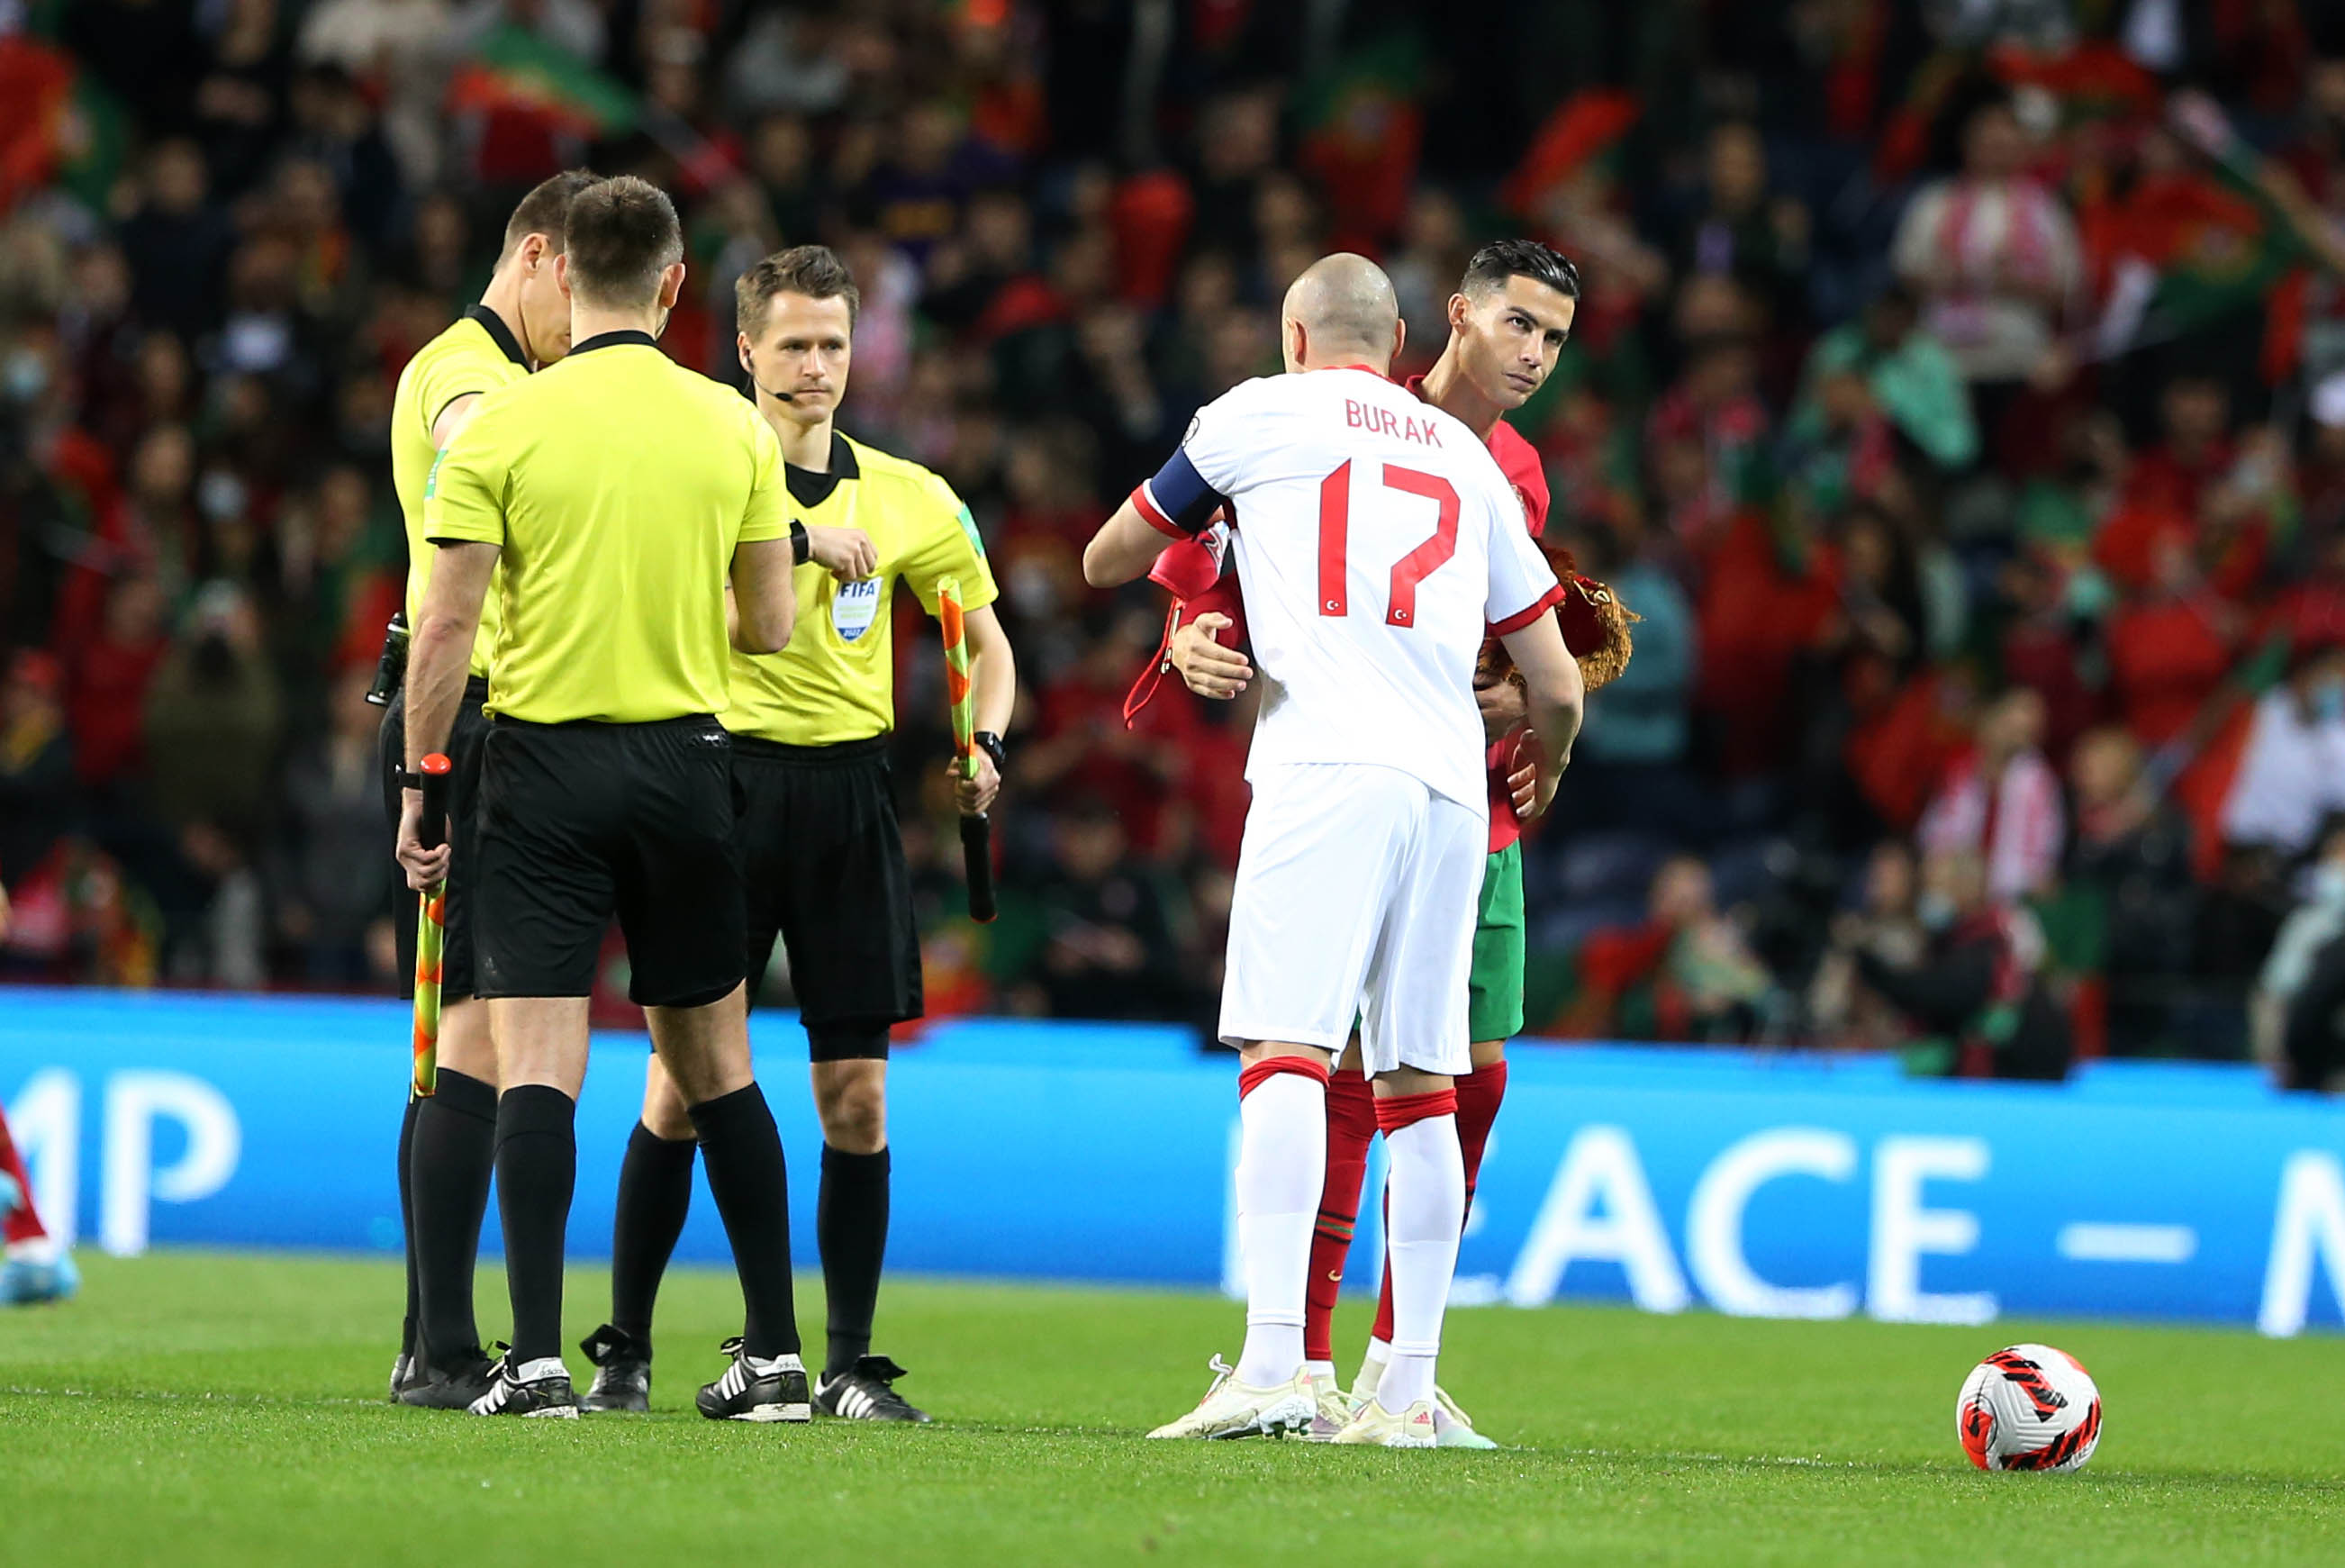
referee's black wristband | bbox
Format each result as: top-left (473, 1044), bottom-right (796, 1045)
top-left (396, 768), bottom-right (428, 791)
top-left (973, 730), bottom-right (1008, 773)
top-left (789, 519), bottom-right (811, 566)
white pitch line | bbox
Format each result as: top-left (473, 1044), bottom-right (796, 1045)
top-left (2056, 1223), bottom-right (2197, 1264)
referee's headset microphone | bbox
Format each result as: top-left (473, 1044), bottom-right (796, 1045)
top-left (739, 348), bottom-right (797, 404)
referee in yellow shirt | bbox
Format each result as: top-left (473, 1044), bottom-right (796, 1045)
top-left (576, 246), bottom-right (1018, 1423)
top-left (397, 177), bottom-right (811, 1421)
top-left (377, 168), bottom-right (598, 1409)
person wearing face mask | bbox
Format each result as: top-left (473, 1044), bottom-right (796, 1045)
top-left (2254, 820), bottom-right (2345, 1092)
top-left (2220, 644), bottom-right (2345, 863)
top-left (1852, 847), bottom-right (2072, 1082)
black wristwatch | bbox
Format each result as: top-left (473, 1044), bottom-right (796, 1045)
top-left (396, 768), bottom-right (429, 791)
top-left (973, 730), bottom-right (1008, 773)
top-left (789, 519), bottom-right (811, 566)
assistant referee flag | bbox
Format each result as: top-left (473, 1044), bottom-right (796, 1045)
top-left (423, 332), bottom-right (790, 723)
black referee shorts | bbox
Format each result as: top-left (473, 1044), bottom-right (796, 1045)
top-left (735, 734), bottom-right (922, 1058)
top-left (380, 676), bottom-right (491, 1001)
top-left (474, 714), bottom-right (746, 1009)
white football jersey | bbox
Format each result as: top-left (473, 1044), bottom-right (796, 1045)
top-left (1133, 367), bottom-right (1563, 811)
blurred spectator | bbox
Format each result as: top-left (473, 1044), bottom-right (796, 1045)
top-left (2196, 843), bottom-right (2293, 1056)
top-left (1786, 284), bottom-right (1978, 475)
top-left (116, 140), bottom-right (235, 342)
top-left (285, 63), bottom-right (407, 249)
top-left (2067, 726), bottom-right (2198, 1056)
top-left (1995, 548), bottom-right (2101, 762)
top-left (1656, 857), bottom-right (1774, 1042)
top-left (0, 836), bottom-right (161, 988)
top-left (1389, 188), bottom-right (1470, 364)
top-left (143, 582), bottom-right (283, 841)
top-left (1650, 280), bottom-right (1770, 516)
top-left (723, 6), bottom-right (853, 120)
top-left (2106, 533), bottom-right (2242, 748)
top-left (2222, 645), bottom-right (2345, 859)
top-left (192, 0), bottom-right (293, 204)
top-left (1578, 856), bottom-right (1775, 1045)
top-left (64, 576), bottom-right (168, 793)
top-left (1025, 798), bottom-right (1184, 1022)
top-left (1191, 88), bottom-right (1282, 267)
top-left (1890, 98), bottom-right (2081, 391)
top-left (2100, 396), bottom-right (2285, 608)
top-left (1809, 840), bottom-right (1928, 1051)
top-left (267, 666), bottom-right (394, 986)
top-left (0, 650), bottom-right (74, 885)
top-left (2254, 820), bottom-right (2345, 1092)
top-left (1918, 687), bottom-right (2063, 905)
top-left (1560, 522), bottom-right (1700, 837)
top-left (1020, 607), bottom-right (1193, 857)
top-left (2122, 374), bottom-right (2234, 522)
top-left (1853, 848), bottom-right (2071, 1081)
top-left (296, 0), bottom-right (455, 186)
top-left (1668, 122), bottom-right (1811, 326)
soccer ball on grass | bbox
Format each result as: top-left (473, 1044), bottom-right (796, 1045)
top-left (1956, 1344), bottom-right (2102, 1473)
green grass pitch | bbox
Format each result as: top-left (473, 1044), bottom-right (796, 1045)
top-left (3, 1252), bottom-right (2341, 1565)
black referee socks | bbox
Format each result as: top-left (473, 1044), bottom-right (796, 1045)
top-left (411, 1068), bottom-right (498, 1364)
top-left (396, 1093), bottom-right (421, 1361)
top-left (493, 1083), bottom-right (577, 1366)
top-left (819, 1145), bottom-right (891, 1378)
top-left (610, 1121), bottom-right (698, 1359)
top-left (687, 1084), bottom-right (802, 1361)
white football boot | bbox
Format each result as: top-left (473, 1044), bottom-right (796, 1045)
top-left (1146, 1355), bottom-right (1316, 1440)
top-left (1431, 1384), bottom-right (1501, 1449)
top-left (1331, 1396), bottom-right (1437, 1448)
top-left (1303, 1365), bottom-right (1354, 1441)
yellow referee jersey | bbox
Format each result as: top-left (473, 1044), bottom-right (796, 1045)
top-left (721, 432), bottom-right (998, 747)
top-left (390, 306), bottom-right (531, 678)
top-left (422, 331), bottom-right (791, 725)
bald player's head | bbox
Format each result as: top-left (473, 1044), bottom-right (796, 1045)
top-left (1281, 252), bottom-right (1403, 375)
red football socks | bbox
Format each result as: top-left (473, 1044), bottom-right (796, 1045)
top-left (1304, 1068), bottom-right (1377, 1364)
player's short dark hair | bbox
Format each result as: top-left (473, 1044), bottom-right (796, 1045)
top-left (500, 169), bottom-right (602, 260)
top-left (561, 175), bottom-right (684, 309)
top-left (736, 245), bottom-right (861, 336)
top-left (1460, 239), bottom-right (1581, 303)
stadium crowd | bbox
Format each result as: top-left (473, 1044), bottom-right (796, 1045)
top-left (5, 0), bottom-right (2345, 1083)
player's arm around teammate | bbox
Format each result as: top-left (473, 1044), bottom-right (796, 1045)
top-left (583, 246), bottom-right (1016, 1423)
top-left (399, 177), bottom-right (810, 1422)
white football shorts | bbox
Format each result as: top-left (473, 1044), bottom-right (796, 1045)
top-left (1218, 762), bottom-right (1485, 1076)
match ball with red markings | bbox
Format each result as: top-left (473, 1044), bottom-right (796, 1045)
top-left (1957, 1344), bottom-right (2102, 1473)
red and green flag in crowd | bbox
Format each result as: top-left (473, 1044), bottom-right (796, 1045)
top-left (1295, 34), bottom-right (1425, 252)
top-left (448, 24), bottom-right (740, 193)
top-left (447, 23), bottom-right (640, 141)
top-left (0, 32), bottom-right (126, 215)
top-left (1499, 88), bottom-right (1640, 222)
top-left (2153, 91), bottom-right (2315, 360)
